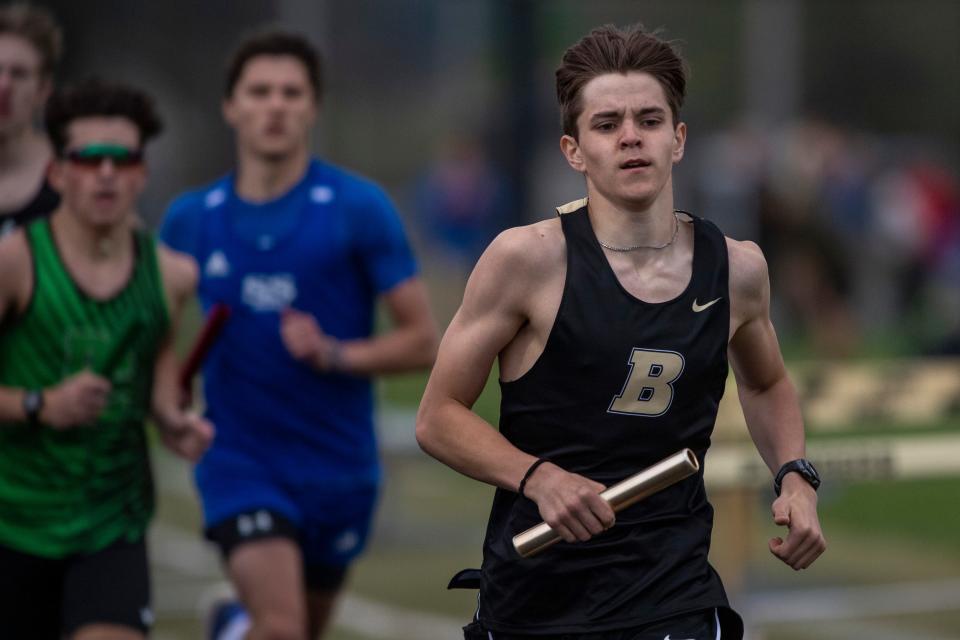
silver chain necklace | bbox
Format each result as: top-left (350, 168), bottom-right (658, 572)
top-left (597, 210), bottom-right (681, 252)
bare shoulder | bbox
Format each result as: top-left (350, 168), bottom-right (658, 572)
top-left (0, 228), bottom-right (30, 269)
top-left (726, 237), bottom-right (769, 304)
top-left (156, 243), bottom-right (198, 298)
top-left (464, 218), bottom-right (565, 314)
top-left (0, 229), bottom-right (32, 317)
top-left (484, 218), bottom-right (564, 273)
top-left (0, 229), bottom-right (31, 291)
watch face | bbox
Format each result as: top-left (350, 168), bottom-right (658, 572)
top-left (801, 460), bottom-right (821, 487)
top-left (24, 391), bottom-right (42, 417)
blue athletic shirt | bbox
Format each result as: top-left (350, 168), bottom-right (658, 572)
top-left (160, 158), bottom-right (417, 489)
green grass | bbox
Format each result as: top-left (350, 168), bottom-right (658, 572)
top-left (818, 476), bottom-right (960, 554)
top-left (379, 365), bottom-right (502, 425)
top-left (806, 418), bottom-right (960, 439)
top-left (778, 307), bottom-right (954, 360)
top-left (350, 548), bottom-right (481, 617)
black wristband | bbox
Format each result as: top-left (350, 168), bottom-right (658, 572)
top-left (23, 389), bottom-right (44, 426)
top-left (774, 458), bottom-right (821, 496)
top-left (518, 458), bottom-right (549, 498)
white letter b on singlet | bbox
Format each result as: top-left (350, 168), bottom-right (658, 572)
top-left (608, 348), bottom-right (685, 417)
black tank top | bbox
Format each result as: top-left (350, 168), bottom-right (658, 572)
top-left (0, 179), bottom-right (60, 238)
top-left (479, 202), bottom-right (731, 634)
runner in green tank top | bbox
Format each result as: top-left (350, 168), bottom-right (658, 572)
top-left (0, 79), bottom-right (213, 640)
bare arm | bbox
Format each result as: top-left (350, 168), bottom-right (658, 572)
top-left (416, 225), bottom-right (614, 543)
top-left (727, 238), bottom-right (826, 570)
top-left (0, 231), bottom-right (111, 427)
top-left (341, 277), bottom-right (438, 374)
top-left (152, 245), bottom-right (213, 461)
top-left (416, 230), bottom-right (534, 489)
top-left (0, 231), bottom-right (34, 422)
top-left (728, 241), bottom-right (806, 471)
top-left (280, 276), bottom-right (438, 376)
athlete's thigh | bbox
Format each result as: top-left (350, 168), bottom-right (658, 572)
top-left (302, 555), bottom-right (351, 637)
top-left (62, 536), bottom-right (152, 638)
top-left (299, 486), bottom-right (377, 636)
top-left (0, 542), bottom-right (63, 639)
top-left (227, 536), bottom-right (307, 623)
top-left (201, 445), bottom-right (309, 623)
top-left (305, 588), bottom-right (340, 639)
top-left (70, 623), bottom-right (145, 640)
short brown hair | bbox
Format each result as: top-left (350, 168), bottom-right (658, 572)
top-left (225, 30), bottom-right (322, 100)
top-left (0, 3), bottom-right (62, 77)
top-left (556, 24), bottom-right (687, 138)
top-left (45, 78), bottom-right (164, 155)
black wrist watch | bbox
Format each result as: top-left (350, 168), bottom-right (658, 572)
top-left (22, 389), bottom-right (44, 426)
top-left (774, 458), bottom-right (820, 496)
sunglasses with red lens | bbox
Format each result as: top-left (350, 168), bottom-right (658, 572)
top-left (64, 143), bottom-right (144, 169)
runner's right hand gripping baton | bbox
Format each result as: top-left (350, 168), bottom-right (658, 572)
top-left (512, 448), bottom-right (700, 558)
top-left (178, 303), bottom-right (231, 394)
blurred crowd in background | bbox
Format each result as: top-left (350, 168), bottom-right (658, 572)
top-left (696, 118), bottom-right (959, 358)
top-left (29, 0), bottom-right (958, 360)
top-left (411, 117), bottom-right (960, 359)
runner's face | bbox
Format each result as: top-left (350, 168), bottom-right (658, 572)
top-left (0, 34), bottom-right (50, 138)
top-left (49, 117), bottom-right (146, 229)
top-left (561, 72), bottom-right (685, 210)
top-left (224, 55), bottom-right (317, 161)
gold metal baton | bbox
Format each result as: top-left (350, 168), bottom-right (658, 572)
top-left (512, 449), bottom-right (700, 558)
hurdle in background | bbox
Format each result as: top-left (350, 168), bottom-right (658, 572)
top-left (705, 357), bottom-right (960, 592)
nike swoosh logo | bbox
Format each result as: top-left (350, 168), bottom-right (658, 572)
top-left (692, 297), bottom-right (722, 312)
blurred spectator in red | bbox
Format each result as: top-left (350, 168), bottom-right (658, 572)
top-left (873, 159), bottom-right (960, 354)
top-left (701, 115), bottom-right (960, 358)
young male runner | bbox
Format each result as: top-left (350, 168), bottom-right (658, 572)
top-left (417, 24), bottom-right (826, 639)
top-left (0, 78), bottom-right (213, 639)
top-left (0, 3), bottom-right (62, 234)
top-left (161, 31), bottom-right (437, 639)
